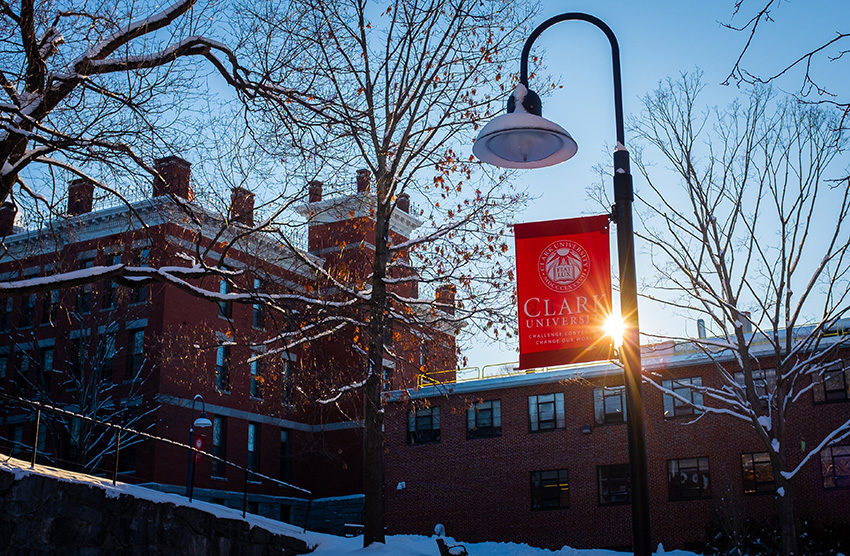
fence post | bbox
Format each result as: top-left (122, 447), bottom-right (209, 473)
top-left (30, 409), bottom-right (41, 468)
top-left (242, 468), bottom-right (249, 517)
top-left (113, 431), bottom-right (121, 486)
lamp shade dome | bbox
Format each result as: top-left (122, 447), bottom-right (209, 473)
top-left (473, 112), bottom-right (577, 169)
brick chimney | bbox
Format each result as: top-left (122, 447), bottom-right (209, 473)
top-left (356, 169), bottom-right (371, 193)
top-left (397, 193), bottom-right (410, 213)
top-left (0, 201), bottom-right (16, 236)
top-left (152, 156), bottom-right (193, 200)
top-left (67, 178), bottom-right (94, 215)
top-left (231, 187), bottom-right (255, 226)
top-left (435, 284), bottom-right (456, 315)
top-left (308, 180), bottom-right (323, 203)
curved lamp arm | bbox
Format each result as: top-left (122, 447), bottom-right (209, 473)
top-left (519, 12), bottom-right (625, 146)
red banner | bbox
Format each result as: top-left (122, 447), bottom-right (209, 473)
top-left (515, 215), bottom-right (612, 369)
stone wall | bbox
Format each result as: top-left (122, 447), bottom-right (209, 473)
top-left (0, 466), bottom-right (309, 555)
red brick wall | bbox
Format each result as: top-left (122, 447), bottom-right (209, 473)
top-left (385, 361), bottom-right (850, 550)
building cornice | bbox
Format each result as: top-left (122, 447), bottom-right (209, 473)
top-left (294, 193), bottom-right (423, 239)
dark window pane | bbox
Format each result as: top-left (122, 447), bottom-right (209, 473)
top-left (531, 469), bottom-right (569, 510)
top-left (598, 464), bottom-right (631, 505)
top-left (668, 457), bottom-right (711, 500)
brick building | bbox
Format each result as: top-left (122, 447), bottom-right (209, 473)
top-left (384, 327), bottom-right (850, 551)
top-left (0, 157), bottom-right (456, 527)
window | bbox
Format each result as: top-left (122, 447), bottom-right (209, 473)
top-left (280, 429), bottom-right (289, 481)
top-left (820, 445), bottom-right (850, 489)
top-left (218, 278), bottom-right (232, 319)
top-left (130, 249), bottom-right (150, 304)
top-left (528, 393), bottom-right (565, 432)
top-left (530, 469), bottom-right (569, 510)
top-left (467, 400), bottom-right (501, 439)
top-left (77, 258), bottom-right (94, 313)
top-left (250, 359), bottom-right (262, 398)
top-left (598, 464), bottom-right (631, 505)
top-left (247, 422), bottom-right (259, 472)
top-left (382, 364), bottom-right (393, 391)
top-left (594, 386), bottom-right (626, 425)
top-left (216, 345), bottom-right (230, 391)
top-left (741, 452), bottom-right (774, 494)
top-left (126, 329), bottom-right (145, 379)
top-left (103, 255), bottom-right (121, 309)
top-left (15, 349), bottom-right (30, 381)
top-left (252, 278), bottom-right (264, 329)
top-left (98, 332), bottom-right (117, 382)
top-left (733, 368), bottom-right (777, 399)
top-left (42, 290), bottom-right (59, 325)
top-left (39, 347), bottom-right (53, 391)
top-left (212, 416), bottom-right (227, 478)
top-left (68, 338), bottom-right (84, 385)
top-left (19, 294), bottom-right (36, 327)
top-left (662, 377), bottom-right (703, 418)
top-left (813, 360), bottom-right (850, 403)
top-left (407, 406), bottom-right (440, 444)
top-left (668, 457), bottom-right (711, 500)
top-left (281, 357), bottom-right (293, 405)
top-left (0, 298), bottom-right (11, 330)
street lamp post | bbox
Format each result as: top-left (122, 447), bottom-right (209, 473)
top-left (472, 13), bottom-right (651, 556)
top-left (185, 394), bottom-right (212, 502)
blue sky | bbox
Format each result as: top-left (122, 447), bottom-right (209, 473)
top-left (463, 0), bottom-right (850, 367)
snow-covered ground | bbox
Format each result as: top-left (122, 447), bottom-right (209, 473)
top-left (306, 531), bottom-right (698, 555)
top-left (2, 456), bottom-right (697, 555)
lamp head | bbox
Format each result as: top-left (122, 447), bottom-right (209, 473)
top-left (194, 412), bottom-right (212, 429)
top-left (473, 84), bottom-right (578, 169)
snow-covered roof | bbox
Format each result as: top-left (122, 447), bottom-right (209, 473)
top-left (295, 192), bottom-right (423, 239)
top-left (386, 318), bottom-right (850, 401)
top-left (0, 196), bottom-right (321, 278)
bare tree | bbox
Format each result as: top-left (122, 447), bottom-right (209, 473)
top-left (231, 0), bottom-right (539, 545)
top-left (0, 0), bottom-right (328, 298)
top-left (4, 280), bottom-right (157, 473)
top-left (723, 1), bottom-right (849, 152)
top-left (628, 73), bottom-right (850, 556)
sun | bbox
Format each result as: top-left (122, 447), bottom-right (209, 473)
top-left (603, 313), bottom-right (625, 349)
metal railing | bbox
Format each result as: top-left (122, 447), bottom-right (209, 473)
top-left (0, 392), bottom-right (313, 526)
top-left (415, 359), bottom-right (615, 388)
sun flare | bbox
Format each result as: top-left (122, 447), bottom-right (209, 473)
top-left (603, 313), bottom-right (625, 349)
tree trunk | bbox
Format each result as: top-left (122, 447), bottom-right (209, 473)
top-left (363, 177), bottom-right (390, 547)
top-left (778, 477), bottom-right (798, 556)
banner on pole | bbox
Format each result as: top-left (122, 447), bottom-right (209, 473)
top-left (515, 215), bottom-right (612, 370)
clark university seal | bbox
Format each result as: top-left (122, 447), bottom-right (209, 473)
top-left (537, 240), bottom-right (590, 293)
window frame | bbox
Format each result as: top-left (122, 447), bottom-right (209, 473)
top-left (662, 376), bottom-right (704, 419)
top-left (218, 278), bottom-right (232, 319)
top-left (530, 469), bottom-right (570, 510)
top-left (820, 444), bottom-right (850, 489)
top-left (211, 415), bottom-right (227, 478)
top-left (593, 386), bottom-right (626, 426)
top-left (19, 294), bottom-right (36, 327)
top-left (467, 399), bottom-right (502, 439)
top-left (813, 360), bottom-right (850, 403)
top-left (667, 457), bottom-right (711, 501)
top-left (528, 392), bottom-right (565, 432)
top-left (250, 359), bottom-right (263, 399)
top-left (216, 345), bottom-right (231, 392)
top-left (741, 452), bottom-right (775, 495)
top-left (252, 278), bottom-right (264, 329)
top-left (598, 463), bottom-right (631, 506)
top-left (247, 422), bottom-right (260, 473)
top-left (126, 328), bottom-right (145, 380)
top-left (407, 406), bottom-right (440, 445)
